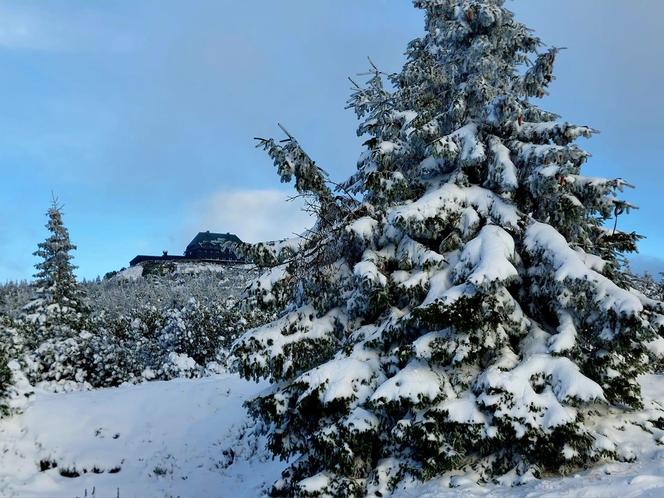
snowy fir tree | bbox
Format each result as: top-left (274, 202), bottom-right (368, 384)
top-left (22, 199), bottom-right (88, 342)
top-left (234, 1), bottom-right (664, 495)
top-left (15, 200), bottom-right (95, 387)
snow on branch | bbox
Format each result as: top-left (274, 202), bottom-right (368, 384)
top-left (525, 221), bottom-right (643, 316)
top-left (388, 183), bottom-right (520, 239)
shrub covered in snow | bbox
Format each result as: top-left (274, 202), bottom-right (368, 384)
top-left (60, 297), bottom-right (253, 388)
top-left (17, 278), bottom-right (264, 389)
top-left (25, 336), bottom-right (90, 387)
top-left (0, 345), bottom-right (12, 417)
top-left (0, 315), bottom-right (24, 416)
top-left (2, 200), bottom-right (261, 389)
top-left (159, 298), bottom-right (234, 365)
top-left (234, 0), bottom-right (664, 495)
top-left (87, 263), bottom-right (257, 318)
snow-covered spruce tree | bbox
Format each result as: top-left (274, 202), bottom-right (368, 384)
top-left (22, 199), bottom-right (89, 346)
top-left (20, 200), bottom-right (92, 387)
top-left (234, 1), bottom-right (664, 495)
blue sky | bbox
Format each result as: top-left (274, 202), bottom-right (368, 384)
top-left (1, 0), bottom-right (663, 281)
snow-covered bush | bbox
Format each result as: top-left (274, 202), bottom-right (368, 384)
top-left (159, 352), bottom-right (202, 380)
top-left (54, 293), bottom-right (258, 388)
top-left (159, 298), bottom-right (232, 365)
top-left (25, 336), bottom-right (89, 387)
top-left (21, 297), bottom-right (248, 388)
top-left (234, 0), bottom-right (664, 495)
top-left (87, 264), bottom-right (257, 319)
top-left (0, 314), bottom-right (27, 415)
top-left (0, 314), bottom-right (24, 360)
top-left (0, 346), bottom-right (12, 417)
top-left (82, 325), bottom-right (144, 387)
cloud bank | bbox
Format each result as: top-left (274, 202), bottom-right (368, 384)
top-left (187, 189), bottom-right (314, 244)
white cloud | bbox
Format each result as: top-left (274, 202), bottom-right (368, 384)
top-left (187, 189), bottom-right (314, 244)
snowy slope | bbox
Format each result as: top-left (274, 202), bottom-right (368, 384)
top-left (1, 374), bottom-right (663, 498)
top-left (0, 375), bottom-right (287, 498)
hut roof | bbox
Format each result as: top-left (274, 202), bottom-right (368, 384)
top-left (185, 231), bottom-right (242, 252)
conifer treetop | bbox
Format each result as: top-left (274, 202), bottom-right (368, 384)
top-left (23, 198), bottom-right (88, 339)
top-left (33, 199), bottom-right (78, 291)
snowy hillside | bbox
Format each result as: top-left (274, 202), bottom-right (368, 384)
top-left (0, 374), bottom-right (287, 498)
top-left (1, 373), bottom-right (664, 498)
top-left (112, 262), bottom-right (252, 281)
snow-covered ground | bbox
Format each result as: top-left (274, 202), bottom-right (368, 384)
top-left (0, 375), bottom-right (287, 498)
top-left (1, 373), bottom-right (663, 498)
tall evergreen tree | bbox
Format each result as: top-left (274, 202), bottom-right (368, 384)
top-left (234, 1), bottom-right (664, 495)
top-left (22, 199), bottom-right (88, 344)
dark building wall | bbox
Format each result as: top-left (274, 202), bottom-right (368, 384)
top-left (129, 255), bottom-right (187, 266)
top-left (130, 231), bottom-right (246, 266)
top-left (184, 247), bottom-right (241, 261)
